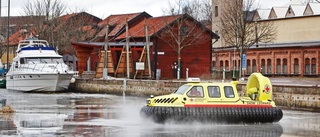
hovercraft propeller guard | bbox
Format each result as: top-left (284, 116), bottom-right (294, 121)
top-left (140, 73), bottom-right (283, 124)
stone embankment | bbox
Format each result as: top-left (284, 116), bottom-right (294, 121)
top-left (70, 78), bottom-right (320, 112)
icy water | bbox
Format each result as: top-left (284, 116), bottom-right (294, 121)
top-left (0, 89), bottom-right (319, 137)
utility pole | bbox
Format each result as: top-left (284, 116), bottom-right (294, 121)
top-left (145, 20), bottom-right (151, 79)
top-left (6, 0), bottom-right (10, 71)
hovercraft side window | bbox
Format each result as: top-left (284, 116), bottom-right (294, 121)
top-left (187, 86), bottom-right (204, 97)
top-left (224, 86), bottom-right (235, 98)
top-left (208, 86), bottom-right (221, 98)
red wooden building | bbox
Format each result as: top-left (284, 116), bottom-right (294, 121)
top-left (71, 13), bottom-right (219, 79)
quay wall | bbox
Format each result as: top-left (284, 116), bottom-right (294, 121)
top-left (70, 79), bottom-right (320, 112)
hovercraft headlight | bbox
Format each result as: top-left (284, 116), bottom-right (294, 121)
top-left (146, 99), bottom-right (151, 105)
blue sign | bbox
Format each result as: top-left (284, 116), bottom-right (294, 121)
top-left (242, 54), bottom-right (246, 70)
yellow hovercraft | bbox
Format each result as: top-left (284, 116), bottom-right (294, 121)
top-left (140, 73), bottom-right (283, 123)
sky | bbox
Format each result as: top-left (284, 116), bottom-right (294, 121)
top-left (0, 0), bottom-right (301, 19)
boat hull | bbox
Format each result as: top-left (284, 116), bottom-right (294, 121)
top-left (140, 106), bottom-right (283, 124)
top-left (6, 73), bottom-right (72, 92)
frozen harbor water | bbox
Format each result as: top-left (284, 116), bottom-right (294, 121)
top-left (0, 89), bottom-right (318, 137)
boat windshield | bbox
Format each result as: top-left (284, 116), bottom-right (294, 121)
top-left (173, 85), bottom-right (191, 95)
top-left (24, 57), bottom-right (64, 64)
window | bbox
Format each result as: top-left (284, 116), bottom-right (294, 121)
top-left (225, 60), bottom-right (229, 70)
top-left (215, 6), bottom-right (218, 17)
top-left (26, 57), bottom-right (64, 64)
top-left (212, 61), bottom-right (216, 70)
top-left (267, 59), bottom-right (272, 74)
top-left (224, 86), bottom-right (235, 98)
top-left (246, 59), bottom-right (251, 74)
top-left (311, 58), bottom-right (316, 74)
top-left (283, 59), bottom-right (287, 74)
top-left (20, 58), bottom-right (25, 64)
top-left (276, 58), bottom-right (281, 74)
top-left (261, 59), bottom-right (265, 74)
top-left (294, 58), bottom-right (299, 74)
top-left (220, 60), bottom-right (224, 70)
top-left (187, 86), bottom-right (204, 97)
top-left (173, 85), bottom-right (191, 95)
top-left (305, 58), bottom-right (310, 74)
top-left (208, 86), bottom-right (220, 98)
top-left (252, 59), bottom-right (256, 72)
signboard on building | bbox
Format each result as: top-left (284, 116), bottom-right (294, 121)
top-left (136, 62), bottom-right (145, 70)
top-left (242, 54), bottom-right (246, 70)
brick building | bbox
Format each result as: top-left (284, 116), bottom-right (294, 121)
top-left (212, 0), bottom-right (320, 77)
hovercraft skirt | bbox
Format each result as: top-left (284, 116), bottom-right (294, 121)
top-left (140, 106), bottom-right (283, 123)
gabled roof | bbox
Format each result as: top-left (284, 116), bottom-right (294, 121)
top-left (254, 9), bottom-right (271, 20)
top-left (96, 12), bottom-right (152, 38)
top-left (115, 15), bottom-right (180, 39)
top-left (54, 12), bottom-right (102, 32)
top-left (115, 14), bottom-right (219, 40)
top-left (269, 7), bottom-right (287, 19)
top-left (304, 3), bottom-right (320, 15)
top-left (286, 5), bottom-right (306, 17)
top-left (54, 13), bottom-right (78, 31)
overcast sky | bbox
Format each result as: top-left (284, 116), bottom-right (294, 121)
top-left (1, 0), bottom-right (295, 19)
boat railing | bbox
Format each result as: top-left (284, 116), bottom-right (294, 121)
top-left (28, 61), bottom-right (38, 71)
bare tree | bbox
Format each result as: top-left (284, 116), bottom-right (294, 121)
top-left (22, 0), bottom-right (66, 21)
top-left (20, 0), bottom-right (100, 55)
top-left (156, 14), bottom-right (213, 79)
top-left (220, 0), bottom-right (276, 78)
top-left (39, 12), bottom-right (100, 55)
top-left (19, 0), bottom-right (66, 47)
top-left (162, 0), bottom-right (212, 25)
top-left (301, 0), bottom-right (320, 4)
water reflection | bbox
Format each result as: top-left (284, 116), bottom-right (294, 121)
top-left (14, 113), bottom-right (67, 136)
top-left (280, 110), bottom-right (320, 137)
top-left (140, 123), bottom-right (283, 137)
top-left (0, 114), bottom-right (17, 135)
